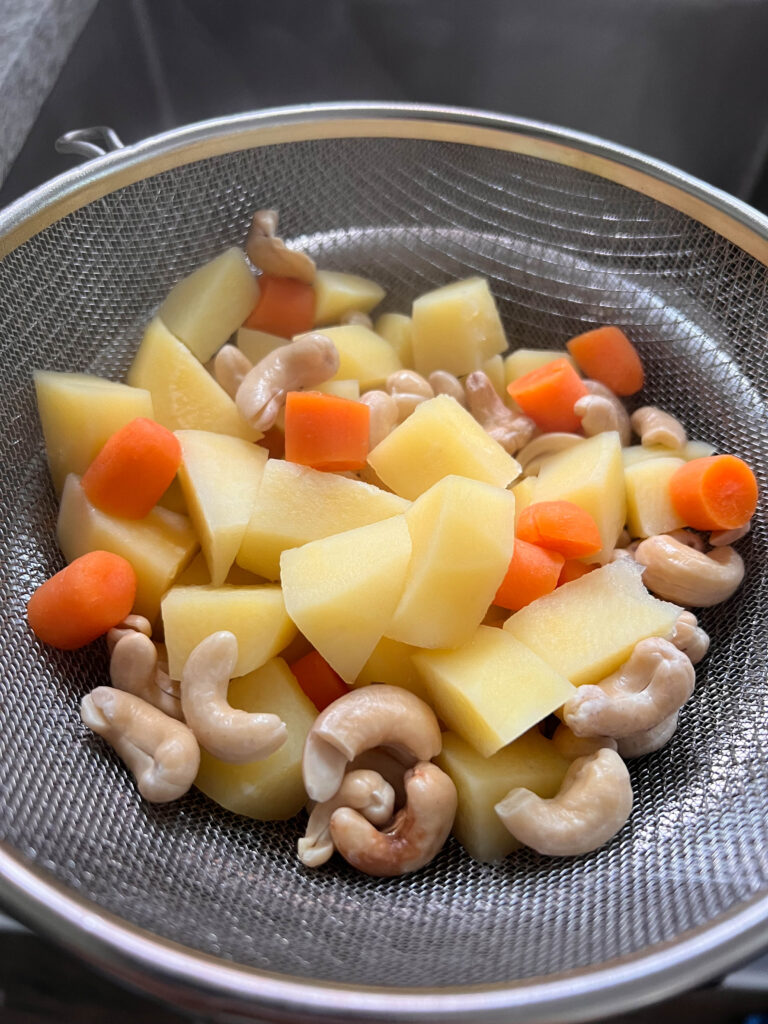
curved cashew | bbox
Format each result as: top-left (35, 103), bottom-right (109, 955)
top-left (348, 745), bottom-right (414, 807)
top-left (236, 334), bottom-right (340, 431)
top-left (465, 370), bottom-right (536, 454)
top-left (330, 761), bottom-right (457, 877)
top-left (245, 208), bottom-right (316, 284)
top-left (710, 521), bottom-right (751, 547)
top-left (386, 370), bottom-right (434, 400)
top-left (635, 534), bottom-right (744, 606)
top-left (360, 389), bottom-right (398, 447)
top-left (665, 528), bottom-right (707, 552)
top-left (392, 392), bottom-right (428, 422)
top-left (110, 631), bottom-right (184, 721)
top-left (574, 394), bottom-right (631, 446)
top-left (106, 614), bottom-right (152, 654)
top-left (428, 370), bottom-right (466, 406)
top-left (213, 344), bottom-right (253, 399)
top-left (180, 631), bottom-right (286, 763)
top-left (81, 687), bottom-right (199, 803)
top-left (563, 637), bottom-right (695, 739)
top-left (302, 685), bottom-right (442, 803)
top-left (631, 406), bottom-right (687, 450)
top-left (298, 769), bottom-right (395, 868)
top-left (551, 722), bottom-right (617, 760)
top-left (617, 711), bottom-right (679, 759)
top-left (670, 610), bottom-right (710, 664)
top-left (516, 433), bottom-right (583, 475)
top-left (340, 309), bottom-right (373, 329)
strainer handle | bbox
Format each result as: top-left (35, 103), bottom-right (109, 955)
top-left (55, 126), bottom-right (125, 160)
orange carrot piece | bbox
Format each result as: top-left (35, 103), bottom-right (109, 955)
top-left (669, 455), bottom-right (758, 530)
top-left (506, 357), bottom-right (588, 432)
top-left (557, 558), bottom-right (597, 586)
top-left (284, 390), bottom-right (370, 471)
top-left (81, 417), bottom-right (182, 519)
top-left (27, 551), bottom-right (137, 650)
top-left (244, 274), bottom-right (315, 338)
top-left (494, 538), bottom-right (565, 611)
top-left (290, 650), bottom-right (349, 711)
top-left (517, 500), bottom-right (603, 558)
top-left (566, 325), bottom-right (644, 396)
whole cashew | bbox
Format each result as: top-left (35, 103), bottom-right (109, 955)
top-left (386, 370), bottom-right (434, 400)
top-left (630, 406), bottom-right (687, 450)
top-left (710, 522), bottom-right (751, 547)
top-left (360, 389), bottom-right (399, 448)
top-left (551, 722), bottom-right (617, 760)
top-left (106, 614), bottom-right (152, 654)
top-left (634, 534), bottom-right (745, 606)
top-left (340, 309), bottom-right (374, 329)
top-left (562, 637), bottom-right (695, 739)
top-left (246, 208), bottom-right (316, 284)
top-left (213, 344), bottom-right (253, 399)
top-left (329, 761), bottom-right (457, 877)
top-left (236, 334), bottom-right (340, 431)
top-left (81, 687), bottom-right (200, 803)
top-left (181, 631), bottom-right (286, 763)
top-left (302, 685), bottom-right (442, 803)
top-left (670, 610), bottom-right (710, 664)
top-left (665, 528), bottom-right (707, 552)
top-left (298, 769), bottom-right (396, 868)
top-left (465, 370), bottom-right (537, 454)
top-left (517, 433), bottom-right (584, 475)
top-left (348, 745), bottom-right (414, 807)
top-left (110, 631), bottom-right (184, 721)
top-left (617, 711), bottom-right (679, 759)
top-left (574, 394), bottom-right (631, 446)
top-left (428, 370), bottom-right (466, 406)
top-left (494, 747), bottom-right (633, 856)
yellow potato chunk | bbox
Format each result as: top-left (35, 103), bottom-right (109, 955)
top-left (352, 637), bottom-right (429, 703)
top-left (622, 441), bottom-right (716, 467)
top-left (503, 559), bottom-right (680, 686)
top-left (374, 312), bottom-right (413, 366)
top-left (412, 626), bottom-right (575, 757)
top-left (313, 270), bottom-right (386, 326)
top-left (236, 327), bottom-right (288, 365)
top-left (161, 584), bottom-right (296, 680)
top-left (175, 430), bottom-right (268, 585)
top-left (435, 730), bottom-right (571, 862)
top-left (411, 277), bottom-right (507, 377)
top-left (57, 475), bottom-right (198, 622)
top-left (511, 476), bottom-right (537, 528)
top-left (504, 348), bottom-right (578, 385)
top-left (194, 657), bottom-right (316, 820)
top-left (481, 354), bottom-right (506, 397)
top-left (280, 515), bottom-right (412, 682)
top-left (315, 379), bottom-right (360, 400)
top-left (367, 394), bottom-right (521, 500)
top-left (237, 460), bottom-right (408, 580)
top-left (127, 317), bottom-right (258, 440)
top-left (386, 475), bottom-right (516, 649)
top-left (159, 247), bottom-right (258, 363)
top-left (34, 372), bottom-right (154, 496)
top-left (625, 456), bottom-right (686, 538)
top-left (315, 325), bottom-right (402, 389)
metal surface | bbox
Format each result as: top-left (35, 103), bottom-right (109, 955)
top-left (55, 126), bottom-right (125, 160)
top-left (0, 103), bottom-right (766, 1023)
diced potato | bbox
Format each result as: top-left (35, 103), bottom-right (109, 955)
top-left (313, 270), bottom-right (385, 326)
top-left (161, 584), bottom-right (296, 679)
top-left (374, 312), bottom-right (413, 366)
top-left (314, 325), bottom-right (402, 389)
top-left (127, 317), bottom-right (258, 440)
top-left (57, 475), bottom-right (198, 622)
top-left (533, 431), bottom-right (625, 563)
top-left (481, 354), bottom-right (506, 397)
top-left (236, 326), bottom-right (288, 365)
top-left (315, 378), bottom-right (360, 400)
top-left (411, 277), bottom-right (507, 377)
top-left (175, 552), bottom-right (266, 587)
top-left (34, 372), bottom-right (154, 496)
top-left (412, 626), bottom-right (575, 757)
top-left (503, 559), bottom-right (680, 686)
top-left (512, 476), bottom-right (537, 528)
top-left (625, 457), bottom-right (686, 538)
top-left (435, 730), bottom-right (571, 862)
top-left (367, 394), bottom-right (521, 500)
top-left (194, 657), bottom-right (316, 819)
top-left (280, 515), bottom-right (412, 682)
top-left (386, 475), bottom-right (516, 649)
top-left (684, 440), bottom-right (716, 460)
top-left (352, 637), bottom-right (429, 703)
top-left (175, 430), bottom-right (268, 585)
top-left (159, 248), bottom-right (259, 363)
top-left (622, 441), bottom-right (716, 467)
top-left (237, 460), bottom-right (408, 580)
top-left (504, 348), bottom-right (577, 385)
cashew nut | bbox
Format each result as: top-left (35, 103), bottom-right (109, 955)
top-left (298, 769), bottom-right (396, 868)
top-left (428, 370), bottom-right (466, 406)
top-left (348, 745), bottom-right (414, 807)
top-left (180, 631), bottom-right (286, 763)
top-left (517, 433), bottom-right (584, 476)
top-left (635, 534), bottom-right (745, 606)
top-left (236, 333), bottom-right (340, 431)
top-left (665, 528), bottom-right (707, 552)
top-left (245, 209), bottom-right (316, 284)
top-left (631, 406), bottom-right (687, 450)
top-left (670, 610), bottom-right (710, 664)
top-left (81, 687), bottom-right (199, 803)
top-left (386, 370), bottom-right (434, 400)
top-left (574, 394), bottom-right (631, 446)
top-left (617, 711), bottom-right (679, 759)
top-left (106, 614), bottom-right (152, 654)
top-left (562, 637), bottom-right (695, 739)
top-left (329, 761), bottom-right (457, 877)
top-left (551, 722), bottom-right (617, 760)
top-left (340, 309), bottom-right (373, 329)
top-left (710, 521), bottom-right (751, 547)
top-left (465, 370), bottom-right (536, 454)
top-left (360, 389), bottom-right (399, 448)
top-left (213, 344), bottom-right (253, 399)
top-left (110, 631), bottom-right (184, 721)
top-left (495, 747), bottom-right (633, 856)
top-left (302, 685), bottom-right (442, 803)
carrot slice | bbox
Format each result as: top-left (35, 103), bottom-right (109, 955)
top-left (669, 455), bottom-right (758, 530)
top-left (494, 538), bottom-right (565, 611)
top-left (284, 391), bottom-right (370, 471)
top-left (244, 274), bottom-right (315, 338)
top-left (290, 650), bottom-right (349, 711)
top-left (566, 326), bottom-right (644, 396)
top-left (517, 500), bottom-right (603, 558)
top-left (506, 357), bottom-right (588, 432)
top-left (27, 551), bottom-right (137, 650)
top-left (557, 558), bottom-right (597, 586)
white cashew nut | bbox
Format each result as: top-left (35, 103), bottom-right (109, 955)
top-left (617, 711), bottom-right (679, 759)
top-left (710, 522), bottom-right (751, 547)
top-left (340, 309), bottom-right (374, 329)
top-left (213, 344), bottom-right (253, 399)
top-left (110, 631), bottom-right (184, 721)
top-left (517, 433), bottom-right (584, 475)
top-left (81, 687), bottom-right (199, 803)
top-left (428, 370), bottom-right (466, 406)
top-left (495, 747), bottom-right (633, 856)
top-left (630, 405), bottom-right (687, 450)
top-left (551, 722), bottom-right (617, 760)
top-left (348, 745), bottom-right (414, 808)
top-left (670, 610), bottom-right (710, 664)
top-left (360, 389), bottom-right (399, 447)
top-left (245, 208), bottom-right (316, 284)
top-left (635, 534), bottom-right (745, 606)
top-left (386, 370), bottom-right (434, 400)
top-left (574, 394), bottom-right (631, 446)
top-left (106, 614), bottom-right (152, 654)
top-left (180, 631), bottom-right (286, 763)
top-left (665, 528), bottom-right (708, 552)
top-left (465, 370), bottom-right (536, 454)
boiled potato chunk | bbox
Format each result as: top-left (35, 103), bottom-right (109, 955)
top-left (503, 559), bottom-right (680, 686)
top-left (127, 317), bottom-right (258, 440)
top-left (435, 730), bottom-right (571, 862)
top-left (159, 247), bottom-right (258, 363)
top-left (481, 354), bottom-right (506, 397)
top-left (236, 326), bottom-right (288, 365)
top-left (316, 325), bottom-right (402, 389)
top-left (411, 277), bottom-right (507, 377)
top-left (237, 460), bottom-right (408, 580)
top-left (374, 312), bottom-right (413, 366)
top-left (315, 379), bottom-right (360, 400)
top-left (367, 394), bottom-right (521, 500)
top-left (353, 637), bottom-right (430, 703)
top-left (624, 456), bottom-right (686, 538)
top-left (280, 515), bottom-right (412, 682)
top-left (386, 475), bottom-right (516, 649)
top-left (175, 430), bottom-right (268, 585)
top-left (622, 441), bottom-right (716, 467)
top-left (511, 476), bottom-right (537, 528)
top-left (504, 348), bottom-right (578, 384)
top-left (57, 475), bottom-right (198, 622)
top-left (34, 372), bottom-right (154, 496)
top-left (194, 657), bottom-right (316, 819)
top-left (313, 270), bottom-right (386, 326)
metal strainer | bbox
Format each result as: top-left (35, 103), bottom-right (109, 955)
top-left (0, 103), bottom-right (766, 1023)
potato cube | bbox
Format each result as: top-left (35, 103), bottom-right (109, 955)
top-left (367, 394), bottom-right (521, 500)
top-left (352, 637), bottom-right (429, 703)
top-left (622, 441), bottom-right (716, 467)
top-left (625, 456), bottom-right (686, 538)
top-left (313, 325), bottom-right (402, 389)
top-left (504, 349), bottom-right (578, 385)
top-left (236, 327), bottom-right (288, 365)
top-left (315, 379), bottom-right (360, 400)
top-left (374, 312), bottom-right (413, 366)
top-left (313, 270), bottom-right (385, 326)
top-left (481, 354), bottom-right (506, 397)
top-left (411, 277), bottom-right (507, 377)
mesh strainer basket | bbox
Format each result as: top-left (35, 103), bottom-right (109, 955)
top-left (0, 103), bottom-right (767, 1023)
